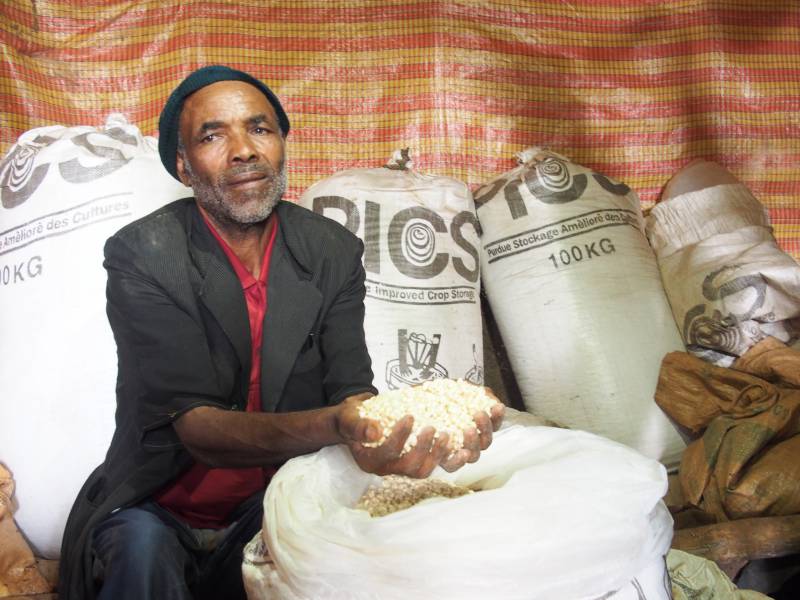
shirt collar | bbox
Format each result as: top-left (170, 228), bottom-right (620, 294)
top-left (200, 211), bottom-right (278, 290)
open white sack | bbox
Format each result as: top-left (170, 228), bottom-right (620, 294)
top-left (246, 410), bottom-right (673, 600)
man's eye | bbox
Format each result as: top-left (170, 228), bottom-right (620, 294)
top-left (200, 133), bottom-right (217, 143)
top-left (253, 127), bottom-right (272, 135)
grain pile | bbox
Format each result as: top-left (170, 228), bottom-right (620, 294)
top-left (357, 378), bottom-right (499, 455)
top-left (356, 475), bottom-right (474, 517)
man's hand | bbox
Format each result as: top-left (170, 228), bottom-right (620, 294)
top-left (337, 395), bottom-right (451, 478)
top-left (440, 388), bottom-right (504, 471)
top-left (336, 387), bottom-right (505, 478)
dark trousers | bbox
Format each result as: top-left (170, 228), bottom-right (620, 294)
top-left (91, 492), bottom-right (264, 600)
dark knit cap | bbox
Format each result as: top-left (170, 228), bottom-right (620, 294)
top-left (158, 65), bottom-right (290, 181)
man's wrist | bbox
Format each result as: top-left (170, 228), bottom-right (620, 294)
top-left (333, 391), bottom-right (375, 445)
top-left (329, 401), bottom-right (349, 445)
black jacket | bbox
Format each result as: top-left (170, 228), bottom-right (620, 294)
top-left (59, 199), bottom-right (376, 599)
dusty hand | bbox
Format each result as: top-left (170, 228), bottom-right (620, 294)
top-left (338, 396), bottom-right (452, 478)
top-left (337, 388), bottom-right (505, 476)
top-left (440, 388), bottom-right (505, 471)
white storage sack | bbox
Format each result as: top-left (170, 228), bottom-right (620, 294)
top-left (645, 182), bottom-right (800, 367)
top-left (242, 409), bottom-right (673, 600)
top-left (299, 150), bottom-right (483, 392)
top-left (243, 549), bottom-right (671, 600)
top-left (475, 148), bottom-right (685, 468)
top-left (0, 115), bottom-right (190, 556)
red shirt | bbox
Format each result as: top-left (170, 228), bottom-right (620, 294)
top-left (155, 215), bottom-right (279, 529)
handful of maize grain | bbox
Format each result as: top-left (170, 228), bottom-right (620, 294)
top-left (356, 475), bottom-right (474, 517)
top-left (357, 378), bottom-right (499, 455)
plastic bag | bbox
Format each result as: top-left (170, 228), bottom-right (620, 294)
top-left (253, 409), bottom-right (673, 600)
top-left (244, 540), bottom-right (672, 600)
top-left (667, 549), bottom-right (771, 600)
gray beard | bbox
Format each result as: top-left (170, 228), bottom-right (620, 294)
top-left (185, 160), bottom-right (287, 229)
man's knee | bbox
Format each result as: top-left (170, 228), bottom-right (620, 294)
top-left (93, 506), bottom-right (185, 570)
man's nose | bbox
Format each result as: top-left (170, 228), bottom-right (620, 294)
top-left (229, 131), bottom-right (258, 163)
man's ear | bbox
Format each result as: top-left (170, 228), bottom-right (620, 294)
top-left (176, 153), bottom-right (191, 186)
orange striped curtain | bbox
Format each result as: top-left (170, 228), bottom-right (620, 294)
top-left (2, 0), bottom-right (799, 259)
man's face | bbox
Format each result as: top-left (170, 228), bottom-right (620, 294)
top-left (176, 80), bottom-right (287, 228)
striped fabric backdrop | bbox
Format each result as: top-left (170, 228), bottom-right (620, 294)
top-left (1, 0), bottom-right (799, 259)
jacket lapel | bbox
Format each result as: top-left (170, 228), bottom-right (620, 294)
top-left (261, 205), bottom-right (322, 412)
top-left (187, 207), bottom-right (251, 404)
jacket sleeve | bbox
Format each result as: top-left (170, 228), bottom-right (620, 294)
top-left (104, 234), bottom-right (242, 451)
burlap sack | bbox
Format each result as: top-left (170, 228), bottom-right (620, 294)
top-left (655, 341), bottom-right (800, 522)
top-left (0, 465), bottom-right (51, 597)
top-left (734, 335), bottom-right (800, 388)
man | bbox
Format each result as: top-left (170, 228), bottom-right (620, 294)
top-left (59, 66), bottom-right (503, 600)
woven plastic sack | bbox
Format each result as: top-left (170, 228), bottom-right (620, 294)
top-left (667, 549), bottom-right (771, 600)
top-left (645, 173), bottom-right (800, 367)
top-left (244, 409), bottom-right (673, 600)
top-left (299, 150), bottom-right (483, 392)
top-left (0, 115), bottom-right (189, 556)
top-left (475, 147), bottom-right (685, 468)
